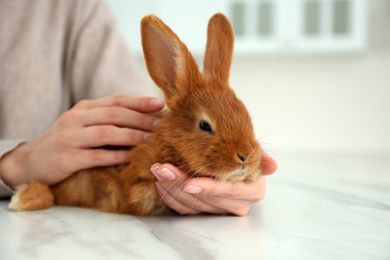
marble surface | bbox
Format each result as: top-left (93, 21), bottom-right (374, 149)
top-left (1, 152), bottom-right (390, 260)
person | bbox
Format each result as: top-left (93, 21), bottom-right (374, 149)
top-left (0, 0), bottom-right (277, 216)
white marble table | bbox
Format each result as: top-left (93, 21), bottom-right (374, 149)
top-left (1, 152), bottom-right (390, 260)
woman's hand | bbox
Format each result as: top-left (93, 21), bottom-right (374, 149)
top-left (0, 95), bottom-right (165, 189)
top-left (151, 153), bottom-right (277, 216)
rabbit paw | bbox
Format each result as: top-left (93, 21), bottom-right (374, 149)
top-left (9, 182), bottom-right (54, 211)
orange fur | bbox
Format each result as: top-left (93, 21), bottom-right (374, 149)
top-left (9, 182), bottom-right (54, 211)
top-left (9, 13), bottom-right (263, 216)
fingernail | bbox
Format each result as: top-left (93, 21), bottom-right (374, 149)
top-left (151, 164), bottom-right (164, 181)
top-left (153, 119), bottom-right (161, 128)
top-left (158, 167), bottom-right (175, 181)
top-left (184, 186), bottom-right (202, 194)
top-left (151, 164), bottom-right (160, 171)
top-left (144, 133), bottom-right (152, 141)
top-left (150, 98), bottom-right (165, 109)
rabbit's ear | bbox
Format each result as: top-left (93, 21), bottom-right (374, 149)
top-left (203, 13), bottom-right (234, 86)
top-left (141, 15), bottom-right (201, 101)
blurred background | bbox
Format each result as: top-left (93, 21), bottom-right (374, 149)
top-left (106, 0), bottom-right (390, 156)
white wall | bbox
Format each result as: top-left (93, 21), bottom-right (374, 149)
top-left (108, 0), bottom-right (390, 154)
top-left (230, 52), bottom-right (390, 154)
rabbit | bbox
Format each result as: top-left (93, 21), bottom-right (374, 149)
top-left (8, 13), bottom-right (263, 216)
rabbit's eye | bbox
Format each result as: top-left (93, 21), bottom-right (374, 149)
top-left (199, 120), bottom-right (213, 133)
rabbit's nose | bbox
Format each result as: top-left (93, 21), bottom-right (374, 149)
top-left (236, 154), bottom-right (247, 163)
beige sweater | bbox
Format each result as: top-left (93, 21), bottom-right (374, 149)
top-left (0, 0), bottom-right (154, 197)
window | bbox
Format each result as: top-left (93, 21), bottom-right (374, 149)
top-left (232, 2), bottom-right (245, 36)
top-left (228, 0), bottom-right (367, 54)
top-left (107, 0), bottom-right (367, 55)
top-left (258, 2), bottom-right (273, 36)
top-left (305, 1), bottom-right (321, 35)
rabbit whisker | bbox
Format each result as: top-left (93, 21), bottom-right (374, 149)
top-left (175, 159), bottom-right (209, 172)
top-left (247, 150), bottom-right (255, 160)
top-left (159, 172), bottom-right (190, 201)
top-left (159, 159), bottom-right (207, 196)
top-left (257, 130), bottom-right (272, 141)
top-left (159, 161), bottom-right (213, 202)
top-left (170, 162), bottom-right (215, 202)
top-left (191, 192), bottom-right (201, 209)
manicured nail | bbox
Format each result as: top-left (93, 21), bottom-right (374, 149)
top-left (153, 119), bottom-right (161, 128)
top-left (151, 164), bottom-right (164, 181)
top-left (144, 133), bottom-right (152, 141)
top-left (184, 186), bottom-right (202, 194)
top-left (150, 98), bottom-right (165, 109)
top-left (151, 164), bottom-right (160, 171)
top-left (157, 167), bottom-right (175, 180)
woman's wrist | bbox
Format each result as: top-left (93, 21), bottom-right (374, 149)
top-left (0, 143), bottom-right (30, 189)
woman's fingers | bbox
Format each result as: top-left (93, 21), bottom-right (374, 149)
top-left (151, 163), bottom-right (269, 216)
top-left (51, 148), bottom-right (131, 182)
top-left (80, 107), bottom-right (160, 132)
top-left (74, 126), bottom-right (151, 148)
top-left (150, 164), bottom-right (248, 215)
top-left (73, 95), bottom-right (165, 113)
top-left (261, 153), bottom-right (278, 176)
top-left (55, 95), bottom-right (164, 150)
top-left (69, 96), bottom-right (163, 136)
top-left (155, 181), bottom-right (232, 215)
top-left (154, 182), bottom-right (201, 215)
top-left (155, 178), bottom-right (231, 215)
top-left (183, 175), bottom-right (266, 202)
top-left (78, 149), bottom-right (131, 168)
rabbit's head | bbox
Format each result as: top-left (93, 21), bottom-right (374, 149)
top-left (141, 13), bottom-right (262, 181)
